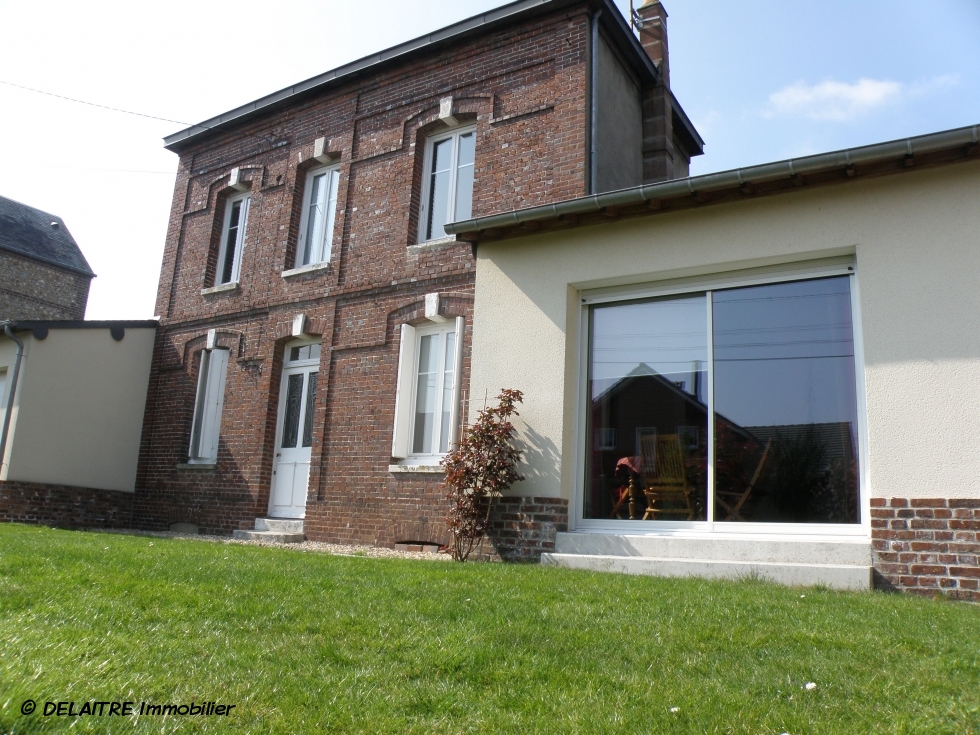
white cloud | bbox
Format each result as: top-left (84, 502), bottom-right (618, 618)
top-left (766, 75), bottom-right (959, 122)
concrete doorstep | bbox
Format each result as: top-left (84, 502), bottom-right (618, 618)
top-left (232, 518), bottom-right (305, 544)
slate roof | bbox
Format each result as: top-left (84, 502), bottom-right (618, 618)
top-left (0, 195), bottom-right (95, 277)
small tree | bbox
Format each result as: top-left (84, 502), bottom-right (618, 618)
top-left (442, 389), bottom-right (524, 561)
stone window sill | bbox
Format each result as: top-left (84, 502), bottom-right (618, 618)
top-left (282, 261), bottom-right (332, 279)
top-left (388, 464), bottom-right (445, 474)
top-left (176, 462), bottom-right (217, 471)
top-left (408, 236), bottom-right (457, 254)
top-left (201, 282), bottom-right (239, 296)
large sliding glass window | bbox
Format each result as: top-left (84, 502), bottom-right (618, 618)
top-left (584, 274), bottom-right (861, 526)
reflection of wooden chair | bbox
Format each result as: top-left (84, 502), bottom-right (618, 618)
top-left (716, 438), bottom-right (772, 521)
top-left (641, 434), bottom-right (694, 520)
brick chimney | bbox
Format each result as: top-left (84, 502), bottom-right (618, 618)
top-left (635, 0), bottom-right (669, 88)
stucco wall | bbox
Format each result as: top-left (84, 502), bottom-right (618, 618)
top-left (595, 35), bottom-right (643, 193)
top-left (470, 159), bottom-right (980, 502)
top-left (0, 327), bottom-right (155, 492)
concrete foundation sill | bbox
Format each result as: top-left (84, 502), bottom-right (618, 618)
top-left (388, 464), bottom-right (444, 474)
top-left (176, 462), bottom-right (217, 471)
top-left (201, 282), bottom-right (239, 296)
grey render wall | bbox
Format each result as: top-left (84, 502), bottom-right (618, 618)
top-left (0, 250), bottom-right (91, 321)
top-left (595, 34), bottom-right (643, 193)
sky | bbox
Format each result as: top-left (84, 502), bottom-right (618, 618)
top-left (1, 0), bottom-right (978, 320)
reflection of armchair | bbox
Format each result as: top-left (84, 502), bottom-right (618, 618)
top-left (611, 456), bottom-right (642, 519)
top-left (716, 438), bottom-right (772, 521)
top-left (641, 434), bottom-right (694, 520)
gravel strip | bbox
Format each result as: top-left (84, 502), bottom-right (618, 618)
top-left (86, 528), bottom-right (453, 561)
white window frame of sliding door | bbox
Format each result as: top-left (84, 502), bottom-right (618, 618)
top-left (570, 257), bottom-right (870, 539)
top-left (417, 125), bottom-right (476, 243)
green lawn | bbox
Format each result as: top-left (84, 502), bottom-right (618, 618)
top-left (0, 524), bottom-right (978, 734)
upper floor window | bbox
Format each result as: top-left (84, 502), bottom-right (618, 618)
top-left (217, 193), bottom-right (250, 285)
top-left (296, 165), bottom-right (340, 268)
top-left (419, 126), bottom-right (475, 242)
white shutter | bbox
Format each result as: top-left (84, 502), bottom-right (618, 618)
top-left (391, 323), bottom-right (417, 459)
top-left (198, 348), bottom-right (229, 461)
top-left (189, 350), bottom-right (211, 459)
top-left (449, 317), bottom-right (465, 448)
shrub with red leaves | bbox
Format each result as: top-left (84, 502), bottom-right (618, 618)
top-left (441, 389), bottom-right (524, 561)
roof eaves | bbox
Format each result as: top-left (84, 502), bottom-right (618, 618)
top-left (0, 243), bottom-right (96, 278)
top-left (444, 123), bottom-right (980, 240)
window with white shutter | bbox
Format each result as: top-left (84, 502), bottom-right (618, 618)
top-left (189, 348), bottom-right (229, 462)
top-left (391, 317), bottom-right (464, 461)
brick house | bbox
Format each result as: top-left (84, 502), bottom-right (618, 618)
top-left (131, 0), bottom-right (702, 552)
top-left (0, 194), bottom-right (94, 321)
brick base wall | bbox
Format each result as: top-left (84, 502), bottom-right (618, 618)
top-left (871, 498), bottom-right (980, 602)
top-left (0, 481), bottom-right (134, 529)
top-left (486, 496), bottom-right (569, 562)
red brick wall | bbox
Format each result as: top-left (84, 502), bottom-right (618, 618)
top-left (136, 4), bottom-right (594, 546)
top-left (487, 496), bottom-right (570, 561)
top-left (871, 498), bottom-right (980, 602)
top-left (1, 481), bottom-right (134, 528)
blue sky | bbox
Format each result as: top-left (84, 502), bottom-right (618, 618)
top-left (0, 0), bottom-right (977, 319)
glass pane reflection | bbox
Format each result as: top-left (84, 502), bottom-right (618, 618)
top-left (586, 294), bottom-right (708, 521)
top-left (713, 277), bottom-right (860, 523)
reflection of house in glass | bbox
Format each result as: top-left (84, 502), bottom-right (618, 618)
top-left (587, 363), bottom-right (860, 524)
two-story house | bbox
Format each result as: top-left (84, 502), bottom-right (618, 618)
top-left (132, 0), bottom-right (702, 555)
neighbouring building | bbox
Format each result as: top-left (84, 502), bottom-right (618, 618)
top-left (449, 123), bottom-right (980, 598)
top-left (0, 321), bottom-right (157, 526)
top-left (0, 194), bottom-right (94, 321)
top-left (131, 0), bottom-right (702, 550)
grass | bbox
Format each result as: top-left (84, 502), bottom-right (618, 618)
top-left (0, 524), bottom-right (978, 734)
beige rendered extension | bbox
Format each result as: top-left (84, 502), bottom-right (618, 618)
top-left (469, 158), bottom-right (980, 507)
top-left (0, 326), bottom-right (155, 492)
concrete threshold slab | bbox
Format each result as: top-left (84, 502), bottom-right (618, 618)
top-left (541, 552), bottom-right (872, 591)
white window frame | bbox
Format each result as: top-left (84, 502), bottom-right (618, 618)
top-left (572, 258), bottom-right (871, 539)
top-left (216, 192), bottom-right (250, 286)
top-left (188, 347), bottom-right (230, 463)
top-left (391, 317), bottom-right (465, 462)
top-left (417, 125), bottom-right (476, 243)
top-left (295, 164), bottom-right (340, 268)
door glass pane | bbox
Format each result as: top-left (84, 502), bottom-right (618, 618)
top-left (426, 138), bottom-right (453, 240)
top-left (453, 132), bottom-right (475, 223)
top-left (301, 172), bottom-right (326, 266)
top-left (412, 333), bottom-right (440, 454)
top-left (302, 372), bottom-right (318, 448)
top-left (713, 276), bottom-right (860, 523)
top-left (586, 295), bottom-right (709, 521)
top-left (221, 199), bottom-right (242, 284)
top-left (281, 373), bottom-right (304, 449)
top-left (439, 330), bottom-right (456, 453)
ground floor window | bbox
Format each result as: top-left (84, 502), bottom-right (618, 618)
top-left (585, 274), bottom-right (861, 525)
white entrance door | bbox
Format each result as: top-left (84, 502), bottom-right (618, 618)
top-left (269, 343), bottom-right (321, 518)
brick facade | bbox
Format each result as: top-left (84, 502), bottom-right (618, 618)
top-left (135, 5), bottom-right (605, 547)
top-left (0, 249), bottom-right (91, 321)
top-left (0, 481), bottom-right (134, 529)
top-left (487, 496), bottom-right (569, 561)
top-left (871, 498), bottom-right (980, 602)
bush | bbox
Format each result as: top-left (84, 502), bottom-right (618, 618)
top-left (441, 389), bottom-right (524, 561)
